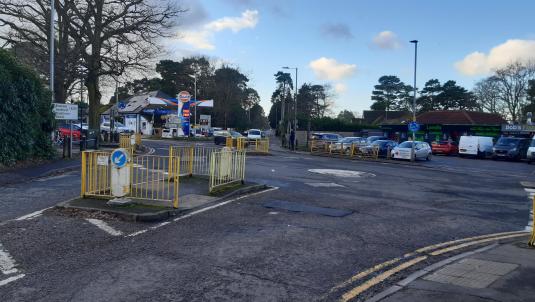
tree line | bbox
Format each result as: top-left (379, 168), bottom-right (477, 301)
top-left (370, 61), bottom-right (535, 122)
top-left (116, 57), bottom-right (268, 130)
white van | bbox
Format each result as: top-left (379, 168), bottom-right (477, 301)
top-left (458, 136), bottom-right (494, 157)
top-left (527, 138), bottom-right (535, 163)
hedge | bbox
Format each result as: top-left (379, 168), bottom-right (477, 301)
top-left (0, 49), bottom-right (55, 166)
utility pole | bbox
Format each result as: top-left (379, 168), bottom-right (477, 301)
top-left (410, 40), bottom-right (418, 162)
top-left (49, 0), bottom-right (55, 103)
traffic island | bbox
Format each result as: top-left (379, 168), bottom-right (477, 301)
top-left (55, 181), bottom-right (268, 222)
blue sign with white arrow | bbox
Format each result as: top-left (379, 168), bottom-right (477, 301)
top-left (408, 121), bottom-right (420, 132)
top-left (118, 102), bottom-right (126, 110)
top-left (111, 148), bottom-right (128, 168)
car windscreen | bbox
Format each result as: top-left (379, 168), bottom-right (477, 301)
top-left (249, 130), bottom-right (261, 135)
top-left (398, 141), bottom-right (413, 148)
top-left (496, 138), bottom-right (519, 146)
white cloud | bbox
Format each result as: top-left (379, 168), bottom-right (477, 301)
top-left (334, 83), bottom-right (347, 93)
top-left (455, 39), bottom-right (535, 76)
top-left (372, 31), bottom-right (401, 50)
top-left (177, 10), bottom-right (259, 50)
top-left (309, 57), bottom-right (357, 80)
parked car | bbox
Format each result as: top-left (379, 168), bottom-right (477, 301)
top-left (247, 129), bottom-right (263, 140)
top-left (527, 138), bottom-right (535, 163)
top-left (391, 141), bottom-right (432, 161)
top-left (57, 123), bottom-right (82, 140)
top-left (311, 133), bottom-right (343, 142)
top-left (214, 130), bottom-right (243, 145)
top-left (100, 121), bottom-right (131, 134)
top-left (329, 137), bottom-right (366, 153)
top-left (458, 136), bottom-right (494, 158)
top-left (361, 140), bottom-right (398, 158)
top-left (431, 141), bottom-right (458, 155)
top-left (492, 137), bottom-right (530, 160)
top-left (365, 136), bottom-right (388, 145)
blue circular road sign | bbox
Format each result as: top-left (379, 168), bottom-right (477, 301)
top-left (111, 148), bottom-right (129, 168)
top-left (408, 121), bottom-right (420, 132)
top-left (118, 102), bottom-right (126, 110)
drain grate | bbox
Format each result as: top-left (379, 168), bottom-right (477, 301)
top-left (263, 200), bottom-right (353, 217)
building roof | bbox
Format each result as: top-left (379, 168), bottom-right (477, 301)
top-left (102, 90), bottom-right (175, 115)
top-left (416, 110), bottom-right (505, 125)
top-left (363, 110), bottom-right (411, 125)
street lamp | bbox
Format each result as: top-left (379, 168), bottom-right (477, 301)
top-left (410, 40), bottom-right (418, 161)
top-left (282, 66), bottom-right (298, 151)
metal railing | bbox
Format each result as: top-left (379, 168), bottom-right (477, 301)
top-left (228, 137), bottom-right (269, 154)
top-left (209, 149), bottom-right (246, 193)
top-left (81, 150), bottom-right (180, 208)
top-left (169, 145), bottom-right (219, 176)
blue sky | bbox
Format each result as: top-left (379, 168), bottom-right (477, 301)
top-left (165, 0), bottom-right (535, 115)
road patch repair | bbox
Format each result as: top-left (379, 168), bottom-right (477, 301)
top-left (263, 200), bottom-right (353, 217)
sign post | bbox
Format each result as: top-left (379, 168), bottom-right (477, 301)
top-left (110, 148), bottom-right (130, 199)
top-left (53, 103), bottom-right (79, 158)
top-left (178, 91), bottom-right (191, 136)
top-left (408, 121), bottom-right (420, 161)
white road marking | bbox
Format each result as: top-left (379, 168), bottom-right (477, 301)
top-left (14, 207), bottom-right (52, 221)
top-left (308, 169), bottom-right (376, 178)
top-left (86, 219), bottom-right (123, 236)
top-left (0, 274), bottom-right (25, 287)
top-left (35, 174), bottom-right (70, 182)
top-left (305, 182), bottom-right (345, 188)
top-left (126, 186), bottom-right (279, 237)
top-left (0, 243), bottom-right (18, 274)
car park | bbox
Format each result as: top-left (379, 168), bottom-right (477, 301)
top-left (492, 137), bottom-right (530, 160)
top-left (431, 140), bottom-right (458, 155)
top-left (391, 141), bottom-right (432, 161)
top-left (458, 136), bottom-right (494, 158)
top-left (311, 133), bottom-right (343, 142)
top-left (365, 136), bottom-right (388, 145)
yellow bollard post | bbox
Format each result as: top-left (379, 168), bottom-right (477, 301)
top-left (189, 145), bottom-right (194, 176)
top-left (168, 146), bottom-right (173, 179)
top-left (80, 151), bottom-right (87, 197)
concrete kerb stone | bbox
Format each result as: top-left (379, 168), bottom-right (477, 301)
top-left (55, 183), bottom-right (269, 223)
top-left (364, 243), bottom-right (500, 302)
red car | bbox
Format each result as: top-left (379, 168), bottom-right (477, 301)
top-left (57, 124), bottom-right (82, 140)
top-left (431, 141), bottom-right (458, 155)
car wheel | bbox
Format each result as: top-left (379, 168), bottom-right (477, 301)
top-left (426, 154), bottom-right (431, 161)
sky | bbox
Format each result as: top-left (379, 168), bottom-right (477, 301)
top-left (162, 0), bottom-right (535, 116)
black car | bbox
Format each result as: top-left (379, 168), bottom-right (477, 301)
top-left (492, 137), bottom-right (530, 160)
top-left (365, 136), bottom-right (388, 145)
top-left (214, 130), bottom-right (243, 145)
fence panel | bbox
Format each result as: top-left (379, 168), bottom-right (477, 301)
top-left (81, 151), bottom-right (180, 208)
top-left (131, 155), bottom-right (180, 208)
top-left (81, 151), bottom-right (113, 198)
top-left (169, 145), bottom-right (220, 176)
top-left (209, 150), bottom-right (246, 193)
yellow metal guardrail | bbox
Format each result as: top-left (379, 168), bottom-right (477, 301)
top-left (169, 145), bottom-right (219, 176)
top-left (225, 137), bottom-right (269, 154)
top-left (119, 133), bottom-right (135, 155)
top-left (209, 149), bottom-right (246, 193)
top-left (226, 136), bottom-right (233, 148)
top-left (529, 196), bottom-right (535, 247)
top-left (81, 150), bottom-right (180, 208)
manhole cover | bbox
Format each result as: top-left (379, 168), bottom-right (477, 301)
top-left (308, 169), bottom-right (375, 178)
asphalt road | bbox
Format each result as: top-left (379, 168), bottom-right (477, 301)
top-left (0, 139), bottom-right (532, 301)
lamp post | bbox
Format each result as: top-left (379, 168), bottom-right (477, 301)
top-left (282, 66), bottom-right (298, 150)
top-left (49, 0), bottom-right (55, 103)
top-left (410, 40), bottom-right (418, 161)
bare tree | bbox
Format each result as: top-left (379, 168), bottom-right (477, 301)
top-left (492, 62), bottom-right (535, 122)
top-left (0, 0), bottom-right (82, 103)
top-left (472, 76), bottom-right (504, 115)
top-left (67, 0), bottom-right (183, 127)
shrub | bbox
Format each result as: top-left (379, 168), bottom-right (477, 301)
top-left (0, 49), bottom-right (55, 166)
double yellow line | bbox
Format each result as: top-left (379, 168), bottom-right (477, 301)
top-left (330, 230), bottom-right (529, 302)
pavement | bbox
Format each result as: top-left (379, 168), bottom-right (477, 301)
top-left (375, 240), bottom-right (535, 302)
top-left (0, 157), bottom-right (81, 186)
top-left (0, 137), bottom-right (534, 301)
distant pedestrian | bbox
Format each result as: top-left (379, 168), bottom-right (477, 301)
top-left (290, 129), bottom-right (295, 151)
